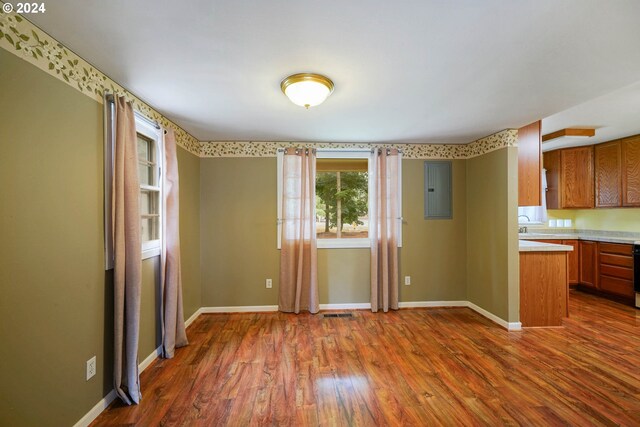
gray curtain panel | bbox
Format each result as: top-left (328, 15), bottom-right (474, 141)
top-left (370, 149), bottom-right (400, 312)
top-left (279, 148), bottom-right (319, 314)
top-left (112, 97), bottom-right (142, 404)
top-left (161, 129), bottom-right (188, 358)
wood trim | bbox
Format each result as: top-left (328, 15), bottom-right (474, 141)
top-left (542, 128), bottom-right (595, 142)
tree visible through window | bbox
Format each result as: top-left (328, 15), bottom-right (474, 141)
top-left (315, 158), bottom-right (368, 239)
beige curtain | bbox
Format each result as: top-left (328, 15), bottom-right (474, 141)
top-left (112, 97), bottom-right (142, 404)
top-left (279, 148), bottom-right (319, 314)
top-left (161, 129), bottom-right (188, 358)
top-left (370, 148), bottom-right (400, 312)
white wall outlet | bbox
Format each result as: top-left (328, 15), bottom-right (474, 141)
top-left (86, 356), bottom-right (96, 381)
top-left (266, 279), bottom-right (272, 289)
top-left (404, 276), bottom-right (411, 286)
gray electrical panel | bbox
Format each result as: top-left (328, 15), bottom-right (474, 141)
top-left (424, 161), bottom-right (452, 219)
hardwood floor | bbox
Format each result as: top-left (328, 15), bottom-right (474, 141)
top-left (92, 291), bottom-right (640, 426)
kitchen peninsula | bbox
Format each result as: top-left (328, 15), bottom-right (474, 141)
top-left (519, 240), bottom-right (574, 327)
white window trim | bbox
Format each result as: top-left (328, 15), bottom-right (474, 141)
top-left (276, 149), bottom-right (402, 250)
top-left (104, 96), bottom-right (163, 269)
top-left (135, 115), bottom-right (164, 260)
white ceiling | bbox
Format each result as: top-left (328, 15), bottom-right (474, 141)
top-left (28, 0), bottom-right (640, 144)
top-left (541, 81), bottom-right (640, 151)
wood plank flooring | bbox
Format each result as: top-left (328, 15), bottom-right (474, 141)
top-left (92, 291), bottom-right (640, 426)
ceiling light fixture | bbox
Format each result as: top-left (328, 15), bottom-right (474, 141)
top-left (542, 128), bottom-right (595, 143)
top-left (280, 73), bottom-right (334, 109)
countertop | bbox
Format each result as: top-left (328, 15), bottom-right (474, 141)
top-left (518, 230), bottom-right (640, 245)
top-left (519, 240), bottom-right (574, 252)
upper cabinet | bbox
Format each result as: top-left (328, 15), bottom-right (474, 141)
top-left (518, 121), bottom-right (542, 206)
top-left (545, 134), bottom-right (640, 210)
top-left (544, 146), bottom-right (594, 209)
top-left (621, 135), bottom-right (640, 207)
top-left (595, 141), bottom-right (622, 207)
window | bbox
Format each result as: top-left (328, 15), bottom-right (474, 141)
top-left (104, 96), bottom-right (164, 269)
top-left (277, 149), bottom-right (402, 249)
top-left (135, 119), bottom-right (163, 258)
top-left (315, 152), bottom-right (370, 248)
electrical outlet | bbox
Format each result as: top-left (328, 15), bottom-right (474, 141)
top-left (404, 276), bottom-right (411, 285)
top-left (266, 279), bottom-right (272, 289)
top-left (86, 356), bottom-right (96, 381)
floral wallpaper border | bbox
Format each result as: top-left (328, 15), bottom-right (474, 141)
top-left (0, 7), bottom-right (201, 156)
top-left (199, 129), bottom-right (518, 159)
top-left (0, 6), bottom-right (517, 160)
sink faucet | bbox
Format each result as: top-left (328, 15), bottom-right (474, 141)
top-left (518, 214), bottom-right (530, 222)
top-left (519, 226), bottom-right (528, 234)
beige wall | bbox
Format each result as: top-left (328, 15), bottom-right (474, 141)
top-left (0, 49), bottom-right (201, 427)
top-left (177, 147), bottom-right (202, 318)
top-left (548, 208), bottom-right (640, 232)
top-left (199, 157), bottom-right (468, 306)
top-left (399, 159), bottom-right (467, 302)
top-left (466, 147), bottom-right (519, 322)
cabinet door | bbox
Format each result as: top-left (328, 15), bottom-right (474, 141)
top-left (561, 147), bottom-right (594, 208)
top-left (621, 136), bottom-right (640, 207)
top-left (579, 241), bottom-right (598, 289)
top-left (543, 150), bottom-right (561, 209)
top-left (518, 121), bottom-right (541, 206)
top-left (594, 141), bottom-right (622, 207)
top-left (563, 240), bottom-right (579, 285)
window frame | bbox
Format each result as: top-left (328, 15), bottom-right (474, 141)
top-left (135, 117), bottom-right (164, 260)
top-left (276, 149), bottom-right (402, 250)
top-left (104, 96), bottom-right (164, 269)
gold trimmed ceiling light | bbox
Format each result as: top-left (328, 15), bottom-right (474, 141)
top-left (280, 73), bottom-right (334, 109)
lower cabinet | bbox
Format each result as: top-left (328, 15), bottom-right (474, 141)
top-left (579, 241), bottom-right (598, 289)
top-left (598, 243), bottom-right (634, 298)
top-left (563, 240), bottom-right (580, 285)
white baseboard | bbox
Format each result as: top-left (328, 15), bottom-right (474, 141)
top-left (73, 389), bottom-right (117, 427)
top-left (399, 300), bottom-right (467, 308)
top-left (184, 307), bottom-right (203, 328)
top-left (138, 346), bottom-right (162, 372)
top-left (201, 305), bottom-right (279, 313)
top-left (466, 301), bottom-right (522, 331)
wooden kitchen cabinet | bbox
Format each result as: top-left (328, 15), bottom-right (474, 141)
top-left (544, 146), bottom-right (594, 209)
top-left (598, 243), bottom-right (634, 298)
top-left (544, 150), bottom-right (561, 209)
top-left (563, 239), bottom-right (579, 285)
top-left (621, 135), bottom-right (640, 207)
top-left (561, 147), bottom-right (595, 208)
top-left (579, 240), bottom-right (598, 289)
top-left (593, 135), bottom-right (640, 208)
top-left (518, 121), bottom-right (542, 206)
top-left (595, 141), bottom-right (622, 207)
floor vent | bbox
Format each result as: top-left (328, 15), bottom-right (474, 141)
top-left (323, 313), bottom-right (353, 318)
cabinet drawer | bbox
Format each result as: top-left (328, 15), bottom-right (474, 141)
top-left (599, 264), bottom-right (633, 280)
top-left (599, 253), bottom-right (633, 268)
top-left (598, 242), bottom-right (633, 255)
top-left (598, 275), bottom-right (634, 298)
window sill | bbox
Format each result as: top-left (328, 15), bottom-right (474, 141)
top-left (142, 245), bottom-right (161, 260)
top-left (317, 238), bottom-right (370, 249)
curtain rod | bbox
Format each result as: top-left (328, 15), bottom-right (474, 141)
top-left (104, 92), bottom-right (161, 130)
